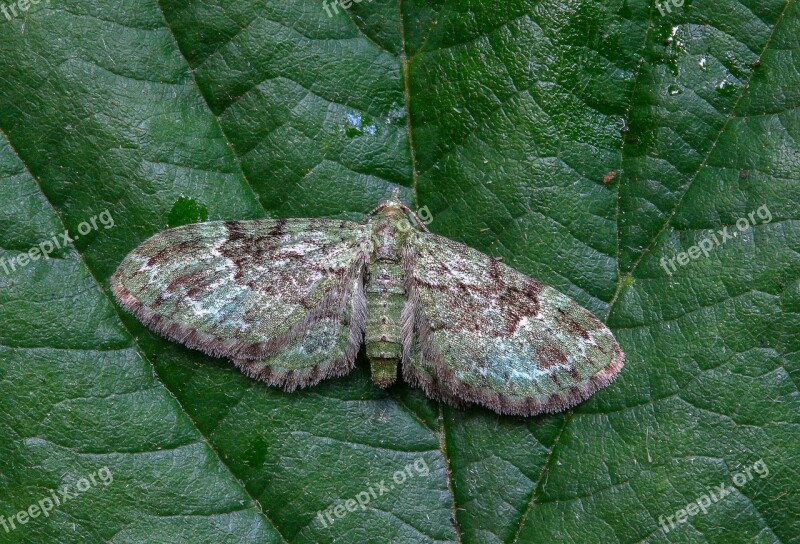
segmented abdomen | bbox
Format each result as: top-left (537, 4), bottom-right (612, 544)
top-left (365, 261), bottom-right (404, 386)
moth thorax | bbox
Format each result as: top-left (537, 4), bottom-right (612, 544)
top-left (371, 219), bottom-right (403, 261)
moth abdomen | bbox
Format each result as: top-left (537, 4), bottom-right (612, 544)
top-left (364, 259), bottom-right (404, 387)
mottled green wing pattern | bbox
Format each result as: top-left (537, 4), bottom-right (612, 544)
top-left (233, 275), bottom-right (367, 390)
top-left (402, 232), bottom-right (624, 416)
top-left (112, 219), bottom-right (372, 389)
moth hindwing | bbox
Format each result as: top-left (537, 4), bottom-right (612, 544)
top-left (113, 194), bottom-right (624, 415)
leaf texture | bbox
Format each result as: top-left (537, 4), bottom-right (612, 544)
top-left (0, 0), bottom-right (798, 543)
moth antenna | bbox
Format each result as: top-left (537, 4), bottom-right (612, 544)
top-left (366, 202), bottom-right (385, 217)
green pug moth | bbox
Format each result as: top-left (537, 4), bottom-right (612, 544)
top-left (112, 192), bottom-right (623, 416)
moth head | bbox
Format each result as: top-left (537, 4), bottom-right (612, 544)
top-left (369, 190), bottom-right (431, 233)
top-left (383, 187), bottom-right (403, 209)
top-left (371, 188), bottom-right (405, 215)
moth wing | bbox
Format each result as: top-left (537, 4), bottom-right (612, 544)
top-left (112, 219), bottom-right (372, 389)
top-left (230, 273), bottom-right (367, 390)
top-left (402, 232), bottom-right (623, 416)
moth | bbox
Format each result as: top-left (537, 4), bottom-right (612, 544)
top-left (112, 192), bottom-right (623, 416)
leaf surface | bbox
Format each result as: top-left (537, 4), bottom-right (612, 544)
top-left (0, 1), bottom-right (797, 542)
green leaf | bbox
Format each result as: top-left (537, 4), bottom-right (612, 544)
top-left (0, 0), bottom-right (797, 542)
